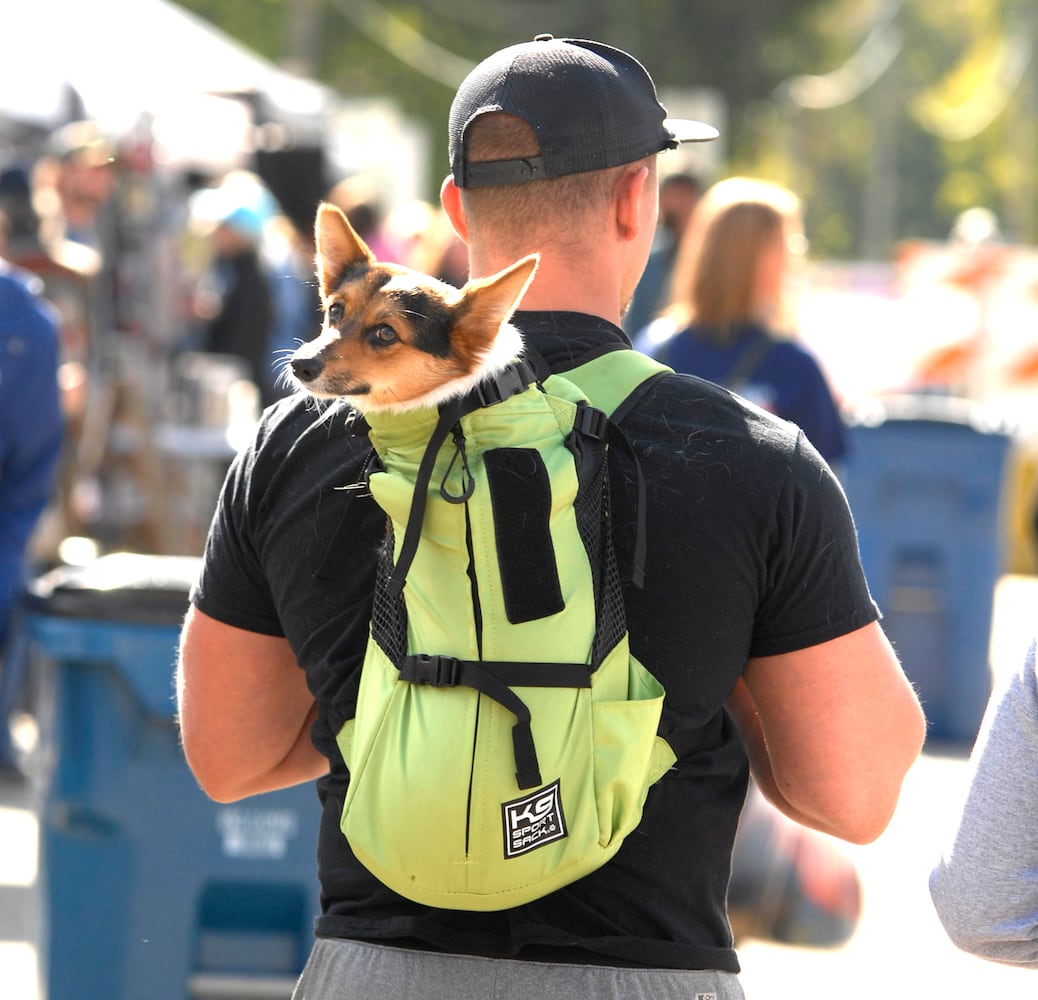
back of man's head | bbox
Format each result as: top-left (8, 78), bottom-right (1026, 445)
top-left (448, 36), bottom-right (717, 246)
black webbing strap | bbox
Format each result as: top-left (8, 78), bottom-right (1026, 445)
top-left (658, 713), bottom-right (748, 778)
top-left (400, 653), bottom-right (592, 789)
top-left (572, 402), bottom-right (649, 589)
top-left (384, 400), bottom-right (461, 600)
top-left (384, 360), bottom-right (539, 600)
top-left (608, 422), bottom-right (648, 589)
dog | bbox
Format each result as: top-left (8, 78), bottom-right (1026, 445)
top-left (290, 203), bottom-right (538, 413)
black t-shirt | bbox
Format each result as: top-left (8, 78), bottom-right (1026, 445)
top-left (191, 311), bottom-right (878, 973)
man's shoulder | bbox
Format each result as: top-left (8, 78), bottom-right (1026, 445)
top-left (641, 365), bottom-right (802, 442)
top-left (249, 394), bottom-right (372, 466)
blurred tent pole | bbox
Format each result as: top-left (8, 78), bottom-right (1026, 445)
top-left (285, 0), bottom-right (320, 79)
top-left (861, 28), bottom-right (899, 263)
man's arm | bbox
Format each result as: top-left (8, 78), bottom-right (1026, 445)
top-left (727, 621), bottom-right (925, 844)
top-left (177, 605), bottom-right (329, 802)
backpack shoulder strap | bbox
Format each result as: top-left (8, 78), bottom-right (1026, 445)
top-left (556, 347), bottom-right (671, 418)
top-left (550, 347), bottom-right (672, 588)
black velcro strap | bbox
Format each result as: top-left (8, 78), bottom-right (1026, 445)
top-left (485, 448), bottom-right (562, 624)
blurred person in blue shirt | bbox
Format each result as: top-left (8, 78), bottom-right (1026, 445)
top-left (0, 211), bottom-right (64, 778)
top-left (633, 176), bottom-right (847, 469)
top-left (623, 170), bottom-right (702, 338)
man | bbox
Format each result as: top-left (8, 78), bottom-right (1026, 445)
top-left (178, 36), bottom-right (925, 999)
top-left (0, 219), bottom-right (64, 778)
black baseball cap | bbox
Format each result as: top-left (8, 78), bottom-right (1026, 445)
top-left (449, 34), bottom-right (718, 189)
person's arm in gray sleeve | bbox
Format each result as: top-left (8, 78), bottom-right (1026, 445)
top-left (930, 639), bottom-right (1038, 966)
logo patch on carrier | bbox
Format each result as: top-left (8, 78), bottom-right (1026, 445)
top-left (502, 779), bottom-right (568, 859)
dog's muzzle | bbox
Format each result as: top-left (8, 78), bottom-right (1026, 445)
top-left (290, 356), bottom-right (324, 383)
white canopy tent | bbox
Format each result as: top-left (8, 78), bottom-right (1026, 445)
top-left (1, 0), bottom-right (334, 146)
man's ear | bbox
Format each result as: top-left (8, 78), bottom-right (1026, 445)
top-left (613, 164), bottom-right (652, 243)
top-left (440, 175), bottom-right (469, 243)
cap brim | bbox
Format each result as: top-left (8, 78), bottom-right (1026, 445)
top-left (664, 117), bottom-right (719, 143)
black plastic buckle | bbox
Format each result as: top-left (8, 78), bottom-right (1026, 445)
top-left (574, 403), bottom-right (609, 441)
top-left (473, 360), bottom-right (535, 408)
top-left (405, 654), bottom-right (462, 687)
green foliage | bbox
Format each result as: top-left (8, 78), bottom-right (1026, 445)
top-left (178, 0), bottom-right (289, 59)
top-left (175, 0), bottom-right (1038, 259)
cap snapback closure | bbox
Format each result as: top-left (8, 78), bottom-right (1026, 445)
top-left (461, 155), bottom-right (547, 188)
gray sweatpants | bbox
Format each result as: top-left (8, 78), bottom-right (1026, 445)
top-left (291, 938), bottom-right (745, 1000)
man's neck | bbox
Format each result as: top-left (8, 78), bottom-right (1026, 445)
top-left (470, 244), bottom-right (625, 327)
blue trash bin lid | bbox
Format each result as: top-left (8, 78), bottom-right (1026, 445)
top-left (26, 553), bottom-right (201, 626)
top-left (848, 393), bottom-right (1016, 436)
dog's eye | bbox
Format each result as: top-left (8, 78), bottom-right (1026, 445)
top-left (327, 302), bottom-right (344, 324)
top-left (369, 324), bottom-right (399, 347)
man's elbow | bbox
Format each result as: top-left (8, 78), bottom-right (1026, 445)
top-left (180, 739), bottom-right (253, 804)
top-left (843, 697), bottom-right (927, 843)
top-left (193, 773), bottom-right (253, 805)
top-left (819, 787), bottom-right (904, 845)
top-left (806, 727), bottom-right (925, 843)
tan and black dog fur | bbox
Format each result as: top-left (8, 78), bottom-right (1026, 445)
top-left (291, 203), bottom-right (538, 412)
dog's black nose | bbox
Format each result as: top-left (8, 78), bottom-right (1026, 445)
top-left (291, 357), bottom-right (324, 383)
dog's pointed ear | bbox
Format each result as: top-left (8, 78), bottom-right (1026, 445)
top-left (455, 255), bottom-right (539, 347)
top-left (315, 202), bottom-right (375, 298)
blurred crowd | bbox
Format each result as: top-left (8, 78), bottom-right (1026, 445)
top-left (3, 112), bottom-right (1038, 577)
top-left (0, 117), bottom-right (470, 564)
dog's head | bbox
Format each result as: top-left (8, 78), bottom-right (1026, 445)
top-left (290, 203), bottom-right (537, 412)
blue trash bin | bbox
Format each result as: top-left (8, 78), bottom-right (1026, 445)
top-left (21, 553), bottom-right (321, 1000)
top-left (841, 396), bottom-right (1014, 745)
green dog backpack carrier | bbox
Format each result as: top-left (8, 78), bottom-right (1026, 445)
top-left (334, 346), bottom-right (682, 910)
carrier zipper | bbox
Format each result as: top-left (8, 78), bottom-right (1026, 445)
top-left (462, 447), bottom-right (483, 859)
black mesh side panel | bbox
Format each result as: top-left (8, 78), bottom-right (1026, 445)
top-left (369, 526), bottom-right (408, 668)
top-left (485, 448), bottom-right (564, 624)
top-left (573, 452), bottom-right (628, 670)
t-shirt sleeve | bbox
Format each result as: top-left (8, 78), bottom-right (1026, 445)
top-left (189, 437), bottom-right (284, 637)
top-left (749, 429), bottom-right (878, 657)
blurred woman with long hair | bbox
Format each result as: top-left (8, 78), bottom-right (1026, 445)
top-left (635, 176), bottom-right (847, 467)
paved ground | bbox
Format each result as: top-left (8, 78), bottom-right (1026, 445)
top-left (3, 575), bottom-right (1037, 999)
